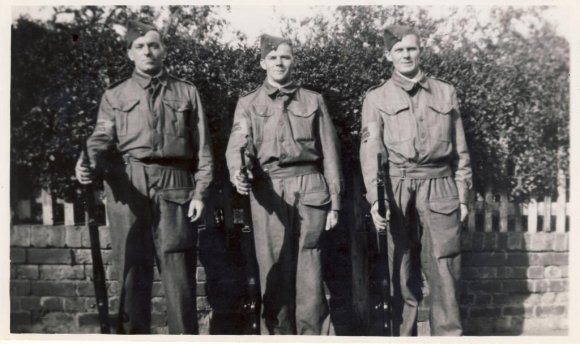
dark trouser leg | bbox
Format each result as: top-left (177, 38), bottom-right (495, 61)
top-left (388, 178), bottom-right (420, 336)
top-left (156, 251), bottom-right (198, 334)
top-left (152, 172), bottom-right (199, 334)
top-left (250, 178), bottom-right (294, 334)
top-left (105, 167), bottom-right (154, 334)
top-left (416, 177), bottom-right (462, 336)
top-left (295, 199), bottom-right (331, 335)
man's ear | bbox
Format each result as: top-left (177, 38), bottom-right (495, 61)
top-left (127, 48), bottom-right (135, 62)
top-left (260, 59), bottom-right (267, 70)
top-left (160, 42), bottom-right (167, 60)
top-left (384, 49), bottom-right (393, 63)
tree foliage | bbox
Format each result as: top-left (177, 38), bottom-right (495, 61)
top-left (11, 5), bottom-right (569, 204)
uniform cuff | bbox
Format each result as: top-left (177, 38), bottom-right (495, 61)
top-left (457, 182), bottom-right (469, 204)
top-left (228, 168), bottom-right (239, 185)
top-left (193, 187), bottom-right (207, 202)
top-left (366, 189), bottom-right (378, 207)
top-left (331, 194), bottom-right (341, 211)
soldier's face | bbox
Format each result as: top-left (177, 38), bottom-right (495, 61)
top-left (260, 43), bottom-right (295, 84)
top-left (386, 34), bottom-right (421, 78)
top-left (128, 31), bottom-right (166, 76)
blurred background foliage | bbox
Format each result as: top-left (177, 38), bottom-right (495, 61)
top-left (11, 5), bottom-right (569, 204)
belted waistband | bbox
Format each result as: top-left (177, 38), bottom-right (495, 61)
top-left (123, 154), bottom-right (192, 170)
top-left (388, 163), bottom-right (452, 179)
top-left (255, 162), bottom-right (320, 179)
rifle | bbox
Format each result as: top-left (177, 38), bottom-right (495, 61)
top-left (215, 206), bottom-right (237, 251)
top-left (81, 145), bottom-right (111, 334)
top-left (375, 153), bottom-right (392, 336)
top-left (234, 147), bottom-right (260, 334)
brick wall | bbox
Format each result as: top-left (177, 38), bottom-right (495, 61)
top-left (460, 232), bottom-right (568, 335)
top-left (10, 224), bottom-right (568, 335)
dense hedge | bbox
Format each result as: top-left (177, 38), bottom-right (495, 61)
top-left (10, 6), bottom-right (569, 205)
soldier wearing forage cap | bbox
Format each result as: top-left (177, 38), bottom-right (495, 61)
top-left (75, 19), bottom-right (214, 334)
top-left (226, 34), bottom-right (343, 335)
top-left (359, 25), bottom-right (472, 336)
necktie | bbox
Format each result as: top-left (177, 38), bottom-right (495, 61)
top-left (148, 77), bottom-right (161, 111)
top-left (148, 77), bottom-right (162, 129)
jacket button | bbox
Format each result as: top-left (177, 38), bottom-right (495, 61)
top-left (280, 153), bottom-right (287, 159)
top-left (279, 121), bottom-right (284, 126)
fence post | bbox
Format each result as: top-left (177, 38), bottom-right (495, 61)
top-left (527, 198), bottom-right (538, 233)
top-left (64, 201), bottom-right (75, 226)
top-left (39, 189), bottom-right (53, 225)
top-left (499, 191), bottom-right (508, 232)
top-left (543, 196), bottom-right (552, 232)
top-left (484, 182), bottom-right (493, 232)
top-left (556, 168), bottom-right (567, 233)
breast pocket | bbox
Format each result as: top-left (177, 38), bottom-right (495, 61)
top-left (287, 104), bottom-right (317, 142)
top-left (427, 100), bottom-right (454, 142)
top-left (378, 101), bottom-right (414, 143)
top-left (112, 99), bottom-right (140, 137)
top-left (250, 104), bottom-right (272, 144)
top-left (163, 99), bottom-right (193, 137)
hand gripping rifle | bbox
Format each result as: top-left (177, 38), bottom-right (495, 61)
top-left (376, 153), bottom-right (392, 336)
top-left (235, 147), bottom-right (260, 334)
top-left (81, 144), bottom-right (111, 334)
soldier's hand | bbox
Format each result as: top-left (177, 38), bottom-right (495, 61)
top-left (233, 168), bottom-right (254, 195)
top-left (75, 156), bottom-right (96, 185)
top-left (188, 199), bottom-right (205, 222)
top-left (325, 210), bottom-right (339, 231)
top-left (460, 203), bottom-right (469, 223)
top-left (370, 201), bottom-right (390, 231)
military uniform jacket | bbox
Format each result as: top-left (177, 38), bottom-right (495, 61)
top-left (226, 80), bottom-right (344, 210)
top-left (360, 71), bottom-right (472, 205)
top-left (87, 69), bottom-right (214, 200)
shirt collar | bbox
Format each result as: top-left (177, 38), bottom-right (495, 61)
top-left (262, 79), bottom-right (299, 97)
top-left (132, 69), bottom-right (168, 89)
top-left (392, 70), bottom-right (429, 92)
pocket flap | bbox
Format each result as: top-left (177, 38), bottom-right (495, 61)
top-left (112, 99), bottom-right (140, 112)
top-left (159, 188), bottom-right (194, 205)
top-left (300, 191), bottom-right (331, 207)
top-left (378, 101), bottom-right (409, 116)
top-left (429, 198), bottom-right (459, 214)
top-left (287, 103), bottom-right (318, 117)
top-left (427, 100), bottom-right (453, 114)
top-left (251, 104), bottom-right (272, 117)
top-left (163, 99), bottom-right (193, 112)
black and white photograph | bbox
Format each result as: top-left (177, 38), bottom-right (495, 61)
top-left (3, 0), bottom-right (578, 341)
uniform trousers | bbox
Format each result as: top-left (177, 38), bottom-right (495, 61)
top-left (104, 158), bottom-right (198, 334)
top-left (249, 170), bottom-right (332, 335)
top-left (386, 175), bottom-right (462, 336)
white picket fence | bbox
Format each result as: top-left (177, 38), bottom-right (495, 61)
top-left (15, 189), bottom-right (109, 226)
top-left (466, 169), bottom-right (568, 233)
top-left (15, 170), bottom-right (569, 233)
